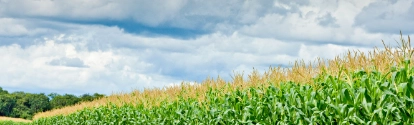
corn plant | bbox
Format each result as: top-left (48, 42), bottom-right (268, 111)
top-left (28, 62), bottom-right (414, 124)
top-left (19, 33), bottom-right (412, 124)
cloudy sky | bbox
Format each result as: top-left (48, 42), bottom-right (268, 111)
top-left (1, 0), bottom-right (413, 95)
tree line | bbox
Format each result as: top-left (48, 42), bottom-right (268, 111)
top-left (0, 87), bottom-right (105, 120)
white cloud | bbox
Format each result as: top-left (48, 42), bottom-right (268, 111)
top-left (0, 18), bottom-right (56, 37)
top-left (0, 0), bottom-right (310, 31)
top-left (0, 33), bottom-right (179, 95)
top-left (0, 0), bottom-right (411, 95)
top-left (0, 18), bottom-right (30, 36)
top-left (238, 0), bottom-right (395, 47)
top-left (0, 24), bottom-right (340, 94)
top-left (0, 0), bottom-right (187, 26)
top-left (354, 0), bottom-right (414, 33)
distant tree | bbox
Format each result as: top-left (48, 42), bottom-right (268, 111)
top-left (10, 104), bottom-right (31, 119)
top-left (47, 92), bottom-right (59, 99)
top-left (9, 92), bottom-right (32, 119)
top-left (80, 93), bottom-right (94, 102)
top-left (7, 92), bottom-right (50, 119)
top-left (0, 94), bottom-right (16, 116)
top-left (9, 92), bottom-right (29, 110)
top-left (0, 87), bottom-right (8, 95)
top-left (93, 93), bottom-right (105, 99)
top-left (0, 87), bottom-right (106, 119)
top-left (80, 93), bottom-right (105, 102)
top-left (27, 93), bottom-right (51, 113)
top-left (50, 94), bottom-right (80, 109)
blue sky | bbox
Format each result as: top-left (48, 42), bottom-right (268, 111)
top-left (1, 0), bottom-right (413, 95)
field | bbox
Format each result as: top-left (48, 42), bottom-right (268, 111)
top-left (2, 34), bottom-right (413, 124)
top-left (0, 117), bottom-right (30, 125)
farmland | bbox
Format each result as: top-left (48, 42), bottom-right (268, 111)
top-left (2, 34), bottom-right (414, 124)
top-left (0, 117), bottom-right (30, 125)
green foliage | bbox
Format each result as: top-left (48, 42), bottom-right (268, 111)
top-left (79, 93), bottom-right (105, 102)
top-left (27, 94), bottom-right (51, 114)
top-left (30, 64), bottom-right (414, 124)
top-left (0, 87), bottom-right (8, 95)
top-left (92, 93), bottom-right (105, 100)
top-left (0, 95), bottom-right (16, 116)
top-left (9, 92), bottom-right (34, 119)
top-left (0, 120), bottom-right (30, 125)
top-left (49, 94), bottom-right (80, 109)
top-left (4, 92), bottom-right (51, 119)
top-left (0, 89), bottom-right (105, 120)
top-left (10, 105), bottom-right (31, 120)
top-left (79, 94), bottom-right (94, 102)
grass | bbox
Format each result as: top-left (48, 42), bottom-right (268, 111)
top-left (0, 116), bottom-right (31, 125)
top-left (4, 32), bottom-right (413, 124)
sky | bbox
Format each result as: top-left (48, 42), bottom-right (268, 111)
top-left (1, 0), bottom-right (413, 95)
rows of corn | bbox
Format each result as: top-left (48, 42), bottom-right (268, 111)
top-left (32, 64), bottom-right (414, 124)
top-left (2, 34), bottom-right (414, 124)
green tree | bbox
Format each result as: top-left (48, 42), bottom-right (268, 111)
top-left (0, 87), bottom-right (105, 119)
top-left (0, 87), bottom-right (8, 95)
top-left (0, 94), bottom-right (16, 116)
top-left (50, 94), bottom-right (80, 109)
top-left (9, 92), bottom-right (32, 119)
top-left (80, 93), bottom-right (94, 102)
top-left (93, 93), bottom-right (105, 99)
top-left (28, 93), bottom-right (51, 113)
top-left (7, 92), bottom-right (51, 119)
top-left (47, 92), bottom-right (59, 99)
top-left (10, 104), bottom-right (31, 119)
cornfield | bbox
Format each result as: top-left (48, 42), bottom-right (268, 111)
top-left (2, 33), bottom-right (414, 124)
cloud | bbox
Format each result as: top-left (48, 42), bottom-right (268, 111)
top-left (48, 57), bottom-right (88, 68)
top-left (237, 0), bottom-right (399, 48)
top-left (354, 0), bottom-right (414, 34)
top-left (0, 0), bottom-right (186, 25)
top-left (1, 24), bottom-right (367, 95)
top-left (2, 0), bottom-right (405, 41)
top-left (1, 0), bottom-right (412, 96)
top-left (0, 32), bottom-right (180, 95)
top-left (0, 0), bottom-right (312, 37)
top-left (0, 18), bottom-right (30, 36)
top-left (317, 13), bottom-right (339, 28)
top-left (0, 15), bottom-right (404, 95)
